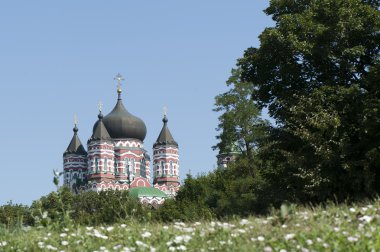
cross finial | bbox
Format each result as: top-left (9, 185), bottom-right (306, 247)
top-left (163, 106), bottom-right (168, 116)
top-left (74, 114), bottom-right (78, 126)
top-left (114, 73), bottom-right (124, 93)
top-left (98, 101), bottom-right (103, 112)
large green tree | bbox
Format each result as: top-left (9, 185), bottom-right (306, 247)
top-left (214, 68), bottom-right (269, 160)
top-left (237, 0), bottom-right (380, 200)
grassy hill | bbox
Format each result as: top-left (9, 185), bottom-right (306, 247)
top-left (0, 198), bottom-right (379, 251)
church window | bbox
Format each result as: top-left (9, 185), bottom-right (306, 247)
top-left (141, 158), bottom-right (146, 178)
top-left (124, 158), bottom-right (129, 175)
top-left (131, 158), bottom-right (135, 174)
top-left (169, 161), bottom-right (173, 175)
top-left (95, 158), bottom-right (99, 173)
top-left (114, 161), bottom-right (118, 175)
top-left (161, 161), bottom-right (165, 175)
top-left (104, 158), bottom-right (108, 173)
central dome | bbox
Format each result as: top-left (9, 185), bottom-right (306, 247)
top-left (94, 91), bottom-right (147, 141)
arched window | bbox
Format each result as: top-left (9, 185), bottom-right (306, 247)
top-left (131, 158), bottom-right (135, 175)
top-left (95, 158), bottom-right (99, 173)
top-left (169, 161), bottom-right (173, 176)
top-left (114, 160), bottom-right (118, 175)
top-left (104, 157), bottom-right (108, 173)
top-left (161, 161), bottom-right (165, 176)
top-left (124, 158), bottom-right (129, 175)
top-left (141, 158), bottom-right (146, 178)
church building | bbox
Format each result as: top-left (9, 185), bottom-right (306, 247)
top-left (62, 74), bottom-right (180, 206)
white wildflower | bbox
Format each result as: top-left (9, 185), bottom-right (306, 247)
top-left (22, 226), bottom-right (31, 232)
top-left (347, 236), bottom-right (359, 242)
top-left (106, 226), bottom-right (114, 232)
top-left (86, 227), bottom-right (94, 231)
top-left (361, 207), bottom-right (368, 212)
top-left (120, 224), bottom-right (127, 228)
top-left (135, 241), bottom-right (148, 248)
top-left (349, 207), bottom-right (356, 213)
top-left (240, 219), bottom-right (250, 225)
top-left (333, 227), bottom-right (340, 232)
top-left (141, 231), bottom-right (152, 238)
top-left (113, 245), bottom-right (122, 250)
top-left (38, 241), bottom-right (45, 248)
top-left (285, 233), bottom-right (295, 241)
top-left (183, 227), bottom-right (194, 233)
top-left (42, 211), bottom-right (48, 219)
top-left (263, 246), bottom-right (272, 252)
top-left (46, 245), bottom-right (58, 250)
top-left (316, 237), bottom-right (322, 243)
top-left (359, 215), bottom-right (373, 223)
top-left (61, 241), bottom-right (69, 246)
top-left (174, 235), bottom-right (191, 243)
top-left (60, 233), bottom-right (67, 237)
top-left (178, 245), bottom-right (187, 251)
top-left (280, 249), bottom-right (287, 252)
top-left (306, 239), bottom-right (313, 245)
top-left (281, 224), bottom-right (287, 228)
top-left (323, 243), bottom-right (329, 248)
top-left (257, 236), bottom-right (265, 241)
top-left (301, 248), bottom-right (309, 252)
top-left (0, 241), bottom-right (7, 247)
top-left (168, 247), bottom-right (176, 252)
top-left (64, 228), bottom-right (69, 232)
top-left (163, 226), bottom-right (169, 230)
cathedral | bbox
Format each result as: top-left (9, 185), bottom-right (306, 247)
top-left (62, 74), bottom-right (180, 206)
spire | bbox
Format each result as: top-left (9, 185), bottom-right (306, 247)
top-left (89, 106), bottom-right (111, 142)
top-left (154, 107), bottom-right (178, 147)
top-left (64, 116), bottom-right (87, 156)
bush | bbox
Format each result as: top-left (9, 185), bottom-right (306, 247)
top-left (0, 202), bottom-right (34, 227)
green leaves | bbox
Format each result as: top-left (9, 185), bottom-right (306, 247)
top-left (214, 68), bottom-right (269, 160)
top-left (235, 0), bottom-right (380, 201)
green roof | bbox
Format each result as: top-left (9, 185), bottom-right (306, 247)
top-left (129, 187), bottom-right (168, 198)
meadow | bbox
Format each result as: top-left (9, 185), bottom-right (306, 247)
top-left (0, 198), bottom-right (379, 252)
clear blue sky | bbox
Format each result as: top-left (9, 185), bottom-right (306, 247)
top-left (0, 1), bottom-right (273, 205)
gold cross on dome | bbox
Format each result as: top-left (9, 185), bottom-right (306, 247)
top-left (114, 73), bottom-right (124, 91)
top-left (163, 106), bottom-right (168, 116)
top-left (74, 114), bottom-right (78, 126)
top-left (98, 101), bottom-right (103, 112)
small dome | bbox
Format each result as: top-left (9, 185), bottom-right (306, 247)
top-left (93, 91), bottom-right (147, 141)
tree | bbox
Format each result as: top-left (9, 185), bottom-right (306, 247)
top-left (213, 68), bottom-right (269, 160)
top-left (236, 0), bottom-right (380, 200)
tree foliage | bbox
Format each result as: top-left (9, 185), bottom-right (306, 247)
top-left (214, 68), bottom-right (269, 160)
top-left (234, 0), bottom-right (380, 201)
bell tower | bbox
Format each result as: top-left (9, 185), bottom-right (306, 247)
top-left (152, 108), bottom-right (180, 197)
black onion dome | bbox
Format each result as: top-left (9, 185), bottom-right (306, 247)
top-left (99, 91), bottom-right (147, 141)
top-left (64, 125), bottom-right (87, 156)
top-left (154, 115), bottom-right (178, 147)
